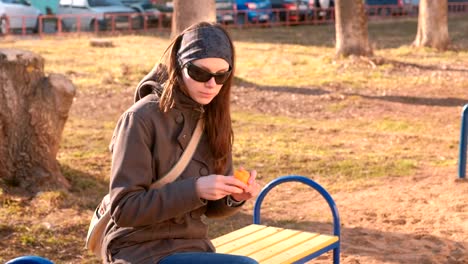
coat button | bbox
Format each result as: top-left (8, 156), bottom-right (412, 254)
top-left (199, 167), bottom-right (208, 176)
top-left (175, 114), bottom-right (184, 124)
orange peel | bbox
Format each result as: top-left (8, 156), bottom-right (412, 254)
top-left (234, 169), bottom-right (250, 184)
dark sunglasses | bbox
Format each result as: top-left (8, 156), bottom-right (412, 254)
top-left (185, 62), bottom-right (232, 85)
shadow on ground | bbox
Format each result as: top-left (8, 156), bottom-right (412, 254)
top-left (348, 93), bottom-right (468, 107)
top-left (60, 164), bottom-right (109, 210)
top-left (234, 76), bottom-right (330, 96)
top-left (234, 76), bottom-right (468, 108)
top-left (209, 211), bottom-right (467, 263)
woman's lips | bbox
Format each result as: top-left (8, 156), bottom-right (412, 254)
top-left (200, 92), bottom-right (215, 98)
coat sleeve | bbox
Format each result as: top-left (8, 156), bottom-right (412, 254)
top-left (109, 112), bottom-right (206, 227)
top-left (204, 153), bottom-right (244, 218)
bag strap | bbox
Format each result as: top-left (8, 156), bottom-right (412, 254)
top-left (150, 118), bottom-right (204, 189)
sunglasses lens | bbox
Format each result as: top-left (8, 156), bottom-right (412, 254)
top-left (187, 64), bottom-right (212, 82)
top-left (214, 72), bottom-right (231, 84)
top-left (186, 63), bottom-right (231, 85)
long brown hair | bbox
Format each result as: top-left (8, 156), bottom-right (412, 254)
top-left (159, 22), bottom-right (235, 174)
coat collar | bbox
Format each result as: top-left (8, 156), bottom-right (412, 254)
top-left (173, 86), bottom-right (205, 116)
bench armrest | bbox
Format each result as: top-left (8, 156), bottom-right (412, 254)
top-left (253, 175), bottom-right (341, 238)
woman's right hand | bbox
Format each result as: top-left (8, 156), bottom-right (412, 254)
top-left (196, 175), bottom-right (247, 200)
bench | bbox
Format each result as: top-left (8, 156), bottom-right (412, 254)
top-left (213, 175), bottom-right (341, 264)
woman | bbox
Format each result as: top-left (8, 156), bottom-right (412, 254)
top-left (102, 22), bottom-right (261, 264)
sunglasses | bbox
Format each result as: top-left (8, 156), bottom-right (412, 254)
top-left (185, 62), bottom-right (232, 85)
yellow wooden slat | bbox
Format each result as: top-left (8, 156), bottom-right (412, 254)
top-left (212, 224), bottom-right (267, 248)
top-left (261, 234), bottom-right (339, 264)
top-left (229, 229), bottom-right (301, 257)
top-left (216, 226), bottom-right (285, 254)
top-left (248, 232), bottom-right (319, 262)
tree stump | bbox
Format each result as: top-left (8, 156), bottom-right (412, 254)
top-left (0, 49), bottom-right (76, 193)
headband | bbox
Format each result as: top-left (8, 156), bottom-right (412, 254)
top-left (177, 26), bottom-right (233, 68)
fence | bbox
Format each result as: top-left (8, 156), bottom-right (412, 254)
top-left (1, 3), bottom-right (467, 37)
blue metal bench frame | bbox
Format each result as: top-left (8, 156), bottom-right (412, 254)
top-left (458, 104), bottom-right (468, 179)
top-left (5, 256), bottom-right (54, 264)
top-left (253, 175), bottom-right (341, 264)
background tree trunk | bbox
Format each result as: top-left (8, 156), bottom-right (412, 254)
top-left (335, 0), bottom-right (373, 57)
top-left (172, 0), bottom-right (216, 37)
top-left (0, 49), bottom-right (75, 193)
top-left (413, 0), bottom-right (449, 50)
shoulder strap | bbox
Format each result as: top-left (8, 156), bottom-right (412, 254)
top-left (150, 118), bottom-right (204, 189)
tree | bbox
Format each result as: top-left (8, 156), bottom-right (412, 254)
top-left (413, 0), bottom-right (450, 50)
top-left (335, 0), bottom-right (373, 57)
top-left (0, 49), bottom-right (75, 193)
top-left (172, 0), bottom-right (216, 36)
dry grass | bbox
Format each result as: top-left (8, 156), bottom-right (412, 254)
top-left (0, 16), bottom-right (467, 263)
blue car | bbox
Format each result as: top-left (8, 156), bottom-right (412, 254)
top-left (235, 0), bottom-right (272, 24)
top-left (365, 0), bottom-right (414, 16)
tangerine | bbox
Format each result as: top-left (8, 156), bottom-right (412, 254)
top-left (234, 169), bottom-right (250, 184)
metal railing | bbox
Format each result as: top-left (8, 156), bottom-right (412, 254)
top-left (1, 3), bottom-right (467, 37)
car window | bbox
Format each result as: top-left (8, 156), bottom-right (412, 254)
top-left (88, 0), bottom-right (123, 7)
top-left (60, 0), bottom-right (87, 6)
top-left (3, 0), bottom-right (29, 5)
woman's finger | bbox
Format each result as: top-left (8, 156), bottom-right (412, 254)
top-left (248, 170), bottom-right (257, 185)
top-left (224, 176), bottom-right (248, 189)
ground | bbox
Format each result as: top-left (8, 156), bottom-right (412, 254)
top-left (74, 77), bottom-right (468, 263)
top-left (222, 64), bottom-right (468, 263)
top-left (1, 17), bottom-right (468, 263)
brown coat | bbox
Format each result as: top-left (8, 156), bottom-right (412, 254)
top-left (102, 87), bottom-right (242, 263)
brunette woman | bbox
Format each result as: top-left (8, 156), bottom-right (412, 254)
top-left (102, 22), bottom-right (261, 264)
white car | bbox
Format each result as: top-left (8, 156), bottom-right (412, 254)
top-left (0, 0), bottom-right (42, 34)
top-left (56, 0), bottom-right (141, 32)
top-left (121, 0), bottom-right (162, 28)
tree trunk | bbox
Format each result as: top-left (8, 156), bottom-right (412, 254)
top-left (0, 49), bottom-right (75, 193)
top-left (335, 0), bottom-right (373, 57)
top-left (413, 0), bottom-right (450, 50)
top-left (172, 0), bottom-right (216, 37)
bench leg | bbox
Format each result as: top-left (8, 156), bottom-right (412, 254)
top-left (333, 247), bottom-right (340, 264)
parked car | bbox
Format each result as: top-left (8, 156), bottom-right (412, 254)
top-left (152, 0), bottom-right (172, 27)
top-left (448, 0), bottom-right (468, 12)
top-left (235, 0), bottom-right (273, 24)
top-left (270, 0), bottom-right (310, 22)
top-left (309, 0), bottom-right (334, 19)
top-left (121, 0), bottom-right (161, 28)
top-left (365, 0), bottom-right (413, 16)
top-left (56, 0), bottom-right (141, 32)
top-left (216, 0), bottom-right (236, 24)
top-left (0, 0), bottom-right (42, 34)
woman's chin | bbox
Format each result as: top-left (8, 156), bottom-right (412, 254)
top-left (195, 97), bottom-right (214, 105)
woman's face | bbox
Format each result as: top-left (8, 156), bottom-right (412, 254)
top-left (182, 57), bottom-right (230, 105)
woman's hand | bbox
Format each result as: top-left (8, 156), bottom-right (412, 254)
top-left (196, 174), bottom-right (246, 200)
top-left (230, 170), bottom-right (261, 202)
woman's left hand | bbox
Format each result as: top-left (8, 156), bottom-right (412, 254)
top-left (230, 170), bottom-right (261, 202)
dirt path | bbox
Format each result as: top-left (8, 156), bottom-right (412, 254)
top-left (237, 166), bottom-right (468, 264)
top-left (332, 167), bottom-right (468, 264)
